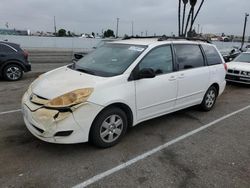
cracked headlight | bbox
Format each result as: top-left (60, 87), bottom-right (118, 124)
top-left (44, 88), bottom-right (93, 109)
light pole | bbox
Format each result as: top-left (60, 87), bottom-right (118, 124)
top-left (241, 13), bottom-right (249, 51)
top-left (116, 18), bottom-right (120, 38)
top-left (132, 21), bottom-right (134, 36)
top-left (54, 16), bottom-right (57, 36)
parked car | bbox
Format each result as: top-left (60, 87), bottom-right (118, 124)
top-left (226, 51), bottom-right (250, 84)
top-left (0, 41), bottom-right (31, 81)
top-left (73, 39), bottom-right (118, 62)
top-left (221, 47), bottom-right (241, 62)
top-left (22, 38), bottom-right (226, 148)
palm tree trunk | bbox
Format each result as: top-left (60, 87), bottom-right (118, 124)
top-left (181, 4), bottom-right (187, 36)
top-left (178, 0), bottom-right (181, 36)
top-left (184, 7), bottom-right (192, 37)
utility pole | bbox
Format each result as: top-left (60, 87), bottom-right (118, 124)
top-left (241, 13), bottom-right (249, 51)
top-left (145, 30), bottom-right (148, 37)
top-left (132, 21), bottom-right (134, 36)
top-left (54, 16), bottom-right (57, 36)
top-left (116, 18), bottom-right (120, 38)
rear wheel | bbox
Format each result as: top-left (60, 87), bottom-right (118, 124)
top-left (3, 64), bottom-right (23, 81)
top-left (89, 107), bottom-right (128, 148)
top-left (200, 86), bottom-right (218, 111)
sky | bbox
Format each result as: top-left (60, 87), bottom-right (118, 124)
top-left (0, 0), bottom-right (250, 36)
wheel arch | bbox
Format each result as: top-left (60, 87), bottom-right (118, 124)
top-left (90, 102), bottom-right (134, 133)
top-left (210, 83), bottom-right (220, 95)
top-left (0, 60), bottom-right (25, 76)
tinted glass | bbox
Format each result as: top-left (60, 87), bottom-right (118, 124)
top-left (0, 44), bottom-right (14, 53)
top-left (139, 46), bottom-right (173, 75)
top-left (75, 44), bottom-right (146, 77)
top-left (233, 53), bottom-right (250, 63)
top-left (202, 44), bottom-right (223, 65)
top-left (174, 44), bottom-right (205, 70)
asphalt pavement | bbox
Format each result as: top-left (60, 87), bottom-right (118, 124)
top-left (0, 65), bottom-right (249, 188)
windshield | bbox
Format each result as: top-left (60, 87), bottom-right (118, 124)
top-left (233, 53), bottom-right (250, 63)
top-left (73, 44), bottom-right (146, 77)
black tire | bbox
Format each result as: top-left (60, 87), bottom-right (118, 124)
top-left (89, 107), bottom-right (128, 148)
top-left (3, 64), bottom-right (23, 81)
top-left (200, 86), bottom-right (218, 111)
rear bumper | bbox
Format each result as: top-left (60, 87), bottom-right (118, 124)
top-left (23, 63), bottom-right (31, 72)
top-left (226, 74), bottom-right (250, 84)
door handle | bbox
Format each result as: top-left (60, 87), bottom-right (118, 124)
top-left (168, 76), bottom-right (177, 81)
top-left (179, 73), bottom-right (185, 79)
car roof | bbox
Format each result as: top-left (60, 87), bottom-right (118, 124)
top-left (0, 41), bottom-right (20, 49)
top-left (110, 38), bottom-right (212, 47)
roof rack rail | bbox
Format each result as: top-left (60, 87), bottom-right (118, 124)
top-left (122, 36), bottom-right (161, 40)
top-left (158, 35), bottom-right (211, 43)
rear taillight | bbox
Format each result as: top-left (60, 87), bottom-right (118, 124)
top-left (223, 63), bottom-right (228, 71)
top-left (23, 50), bottom-right (29, 59)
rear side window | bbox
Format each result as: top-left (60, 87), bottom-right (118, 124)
top-left (174, 44), bottom-right (205, 70)
top-left (202, 45), bottom-right (223, 65)
top-left (0, 44), bottom-right (15, 53)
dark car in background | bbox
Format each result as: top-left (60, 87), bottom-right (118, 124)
top-left (73, 39), bottom-right (117, 62)
top-left (0, 41), bottom-right (31, 81)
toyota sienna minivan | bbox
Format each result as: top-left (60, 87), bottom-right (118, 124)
top-left (22, 37), bottom-right (227, 148)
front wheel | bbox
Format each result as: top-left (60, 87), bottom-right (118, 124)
top-left (89, 107), bottom-right (128, 148)
top-left (200, 86), bottom-right (218, 111)
top-left (3, 64), bottom-right (23, 81)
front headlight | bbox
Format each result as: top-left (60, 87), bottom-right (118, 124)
top-left (44, 88), bottom-right (93, 109)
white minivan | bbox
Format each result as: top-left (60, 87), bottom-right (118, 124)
top-left (22, 37), bottom-right (227, 148)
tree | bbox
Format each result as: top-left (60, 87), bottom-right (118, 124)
top-left (58, 29), bottom-right (66, 37)
top-left (104, 29), bottom-right (115, 38)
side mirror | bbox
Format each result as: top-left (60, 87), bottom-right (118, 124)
top-left (74, 53), bottom-right (84, 60)
top-left (137, 68), bottom-right (156, 79)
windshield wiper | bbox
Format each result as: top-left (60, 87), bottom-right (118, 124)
top-left (75, 68), bottom-right (96, 75)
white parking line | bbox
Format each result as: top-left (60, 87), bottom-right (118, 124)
top-left (0, 109), bottom-right (21, 116)
top-left (73, 104), bottom-right (250, 188)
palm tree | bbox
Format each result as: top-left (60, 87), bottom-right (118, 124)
top-left (189, 0), bottom-right (197, 33)
top-left (181, 0), bottom-right (189, 36)
top-left (178, 0), bottom-right (181, 36)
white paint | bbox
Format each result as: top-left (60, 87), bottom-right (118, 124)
top-left (0, 109), bottom-right (21, 115)
top-left (72, 104), bottom-right (250, 188)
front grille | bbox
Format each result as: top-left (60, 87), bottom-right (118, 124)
top-left (234, 70), bottom-right (240, 74)
top-left (227, 69), bottom-right (240, 75)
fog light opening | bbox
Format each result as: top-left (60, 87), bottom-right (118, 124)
top-left (54, 131), bottom-right (73, 137)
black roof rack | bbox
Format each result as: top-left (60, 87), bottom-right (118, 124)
top-left (158, 35), bottom-right (211, 43)
top-left (123, 36), bottom-right (161, 40)
top-left (123, 35), bottom-right (211, 43)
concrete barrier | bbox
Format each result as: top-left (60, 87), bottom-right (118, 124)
top-left (25, 48), bottom-right (89, 64)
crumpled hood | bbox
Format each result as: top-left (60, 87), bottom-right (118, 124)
top-left (227, 62), bottom-right (250, 71)
top-left (31, 66), bottom-right (105, 99)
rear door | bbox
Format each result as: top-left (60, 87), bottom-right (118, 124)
top-left (135, 45), bottom-right (178, 121)
top-left (174, 44), bottom-right (210, 109)
top-left (0, 43), bottom-right (16, 63)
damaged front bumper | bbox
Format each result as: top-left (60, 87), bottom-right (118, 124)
top-left (22, 91), bottom-right (103, 144)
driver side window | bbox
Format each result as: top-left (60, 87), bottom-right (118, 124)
top-left (139, 45), bottom-right (173, 75)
